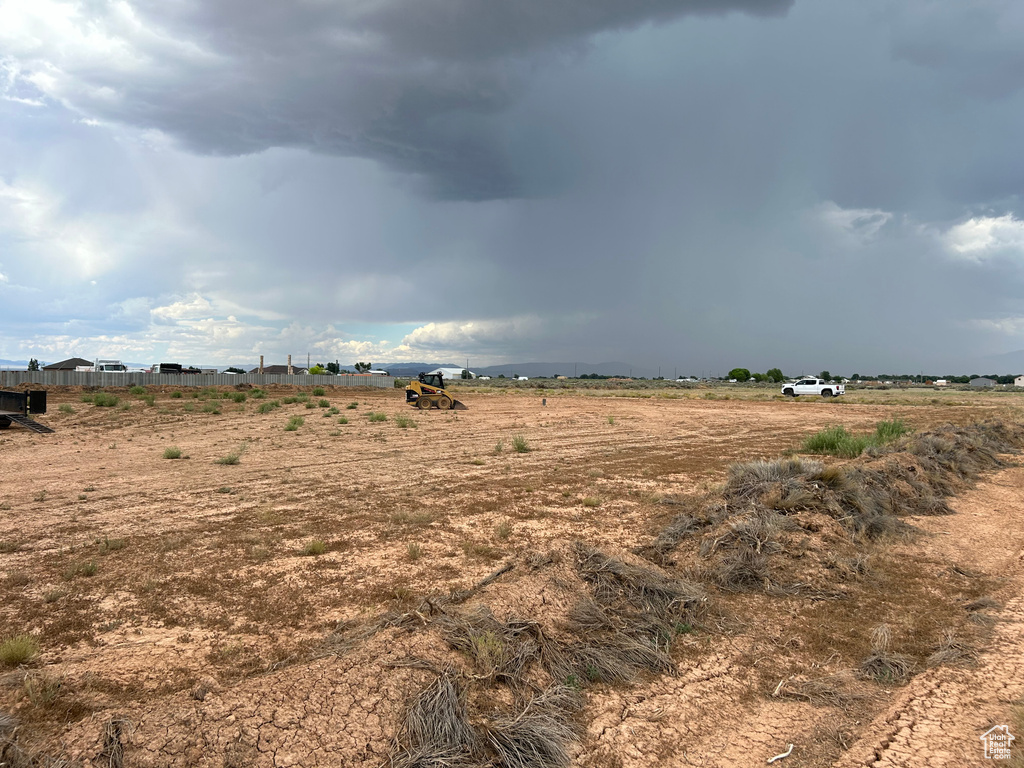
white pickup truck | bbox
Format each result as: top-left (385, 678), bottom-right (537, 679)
top-left (781, 378), bottom-right (845, 398)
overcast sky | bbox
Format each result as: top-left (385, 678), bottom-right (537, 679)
top-left (2, 0), bottom-right (1023, 374)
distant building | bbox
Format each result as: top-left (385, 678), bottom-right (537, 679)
top-left (249, 365), bottom-right (309, 375)
top-left (43, 357), bottom-right (93, 371)
top-left (1015, 376), bottom-right (1024, 387)
top-left (426, 367), bottom-right (476, 380)
top-left (969, 377), bottom-right (996, 388)
top-left (934, 379), bottom-right (948, 386)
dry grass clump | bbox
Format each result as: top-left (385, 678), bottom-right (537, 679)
top-left (387, 667), bottom-right (580, 768)
top-left (0, 635), bottom-right (39, 666)
top-left (772, 672), bottom-right (868, 709)
top-left (859, 624), bottom-right (914, 683)
top-left (926, 630), bottom-right (978, 668)
top-left (388, 668), bottom-right (480, 768)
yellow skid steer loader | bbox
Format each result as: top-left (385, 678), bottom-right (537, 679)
top-left (405, 372), bottom-right (468, 410)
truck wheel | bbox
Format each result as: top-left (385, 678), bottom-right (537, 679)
top-left (783, 388), bottom-right (794, 397)
top-left (821, 389), bottom-right (832, 398)
top-left (417, 397), bottom-right (433, 410)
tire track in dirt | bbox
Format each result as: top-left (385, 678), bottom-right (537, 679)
top-left (832, 468), bottom-right (1024, 768)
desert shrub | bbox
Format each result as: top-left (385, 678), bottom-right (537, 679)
top-left (285, 415), bottom-right (304, 431)
top-left (163, 446), bottom-right (182, 459)
top-left (305, 401), bottom-right (315, 409)
top-left (202, 401), bottom-right (221, 414)
top-left (58, 403), bottom-right (74, 414)
top-left (282, 396), bottom-right (298, 404)
top-left (80, 394), bottom-right (94, 403)
top-left (494, 440), bottom-right (504, 454)
top-left (63, 561), bottom-right (97, 580)
top-left (250, 388), bottom-right (266, 399)
top-left (229, 392), bottom-right (247, 403)
top-left (494, 522), bottom-right (512, 540)
top-left (257, 400), bottom-right (281, 414)
top-left (394, 414), bottom-right (416, 429)
top-left (92, 393), bottom-right (119, 407)
top-left (368, 412), bottom-right (388, 423)
top-left (23, 670), bottom-right (62, 707)
top-left (98, 537), bottom-right (125, 554)
top-left (129, 385), bottom-right (146, 395)
top-left (312, 386), bottom-right (325, 396)
top-left (874, 418), bottom-right (909, 444)
top-left (346, 401), bottom-right (358, 409)
top-left (170, 391), bottom-right (183, 398)
top-left (183, 402), bottom-right (195, 412)
top-left (317, 398), bottom-right (330, 408)
top-left (0, 635), bottom-right (39, 666)
top-left (407, 543), bottom-right (422, 561)
top-left (581, 497), bottom-right (600, 508)
top-left (216, 445), bottom-right (246, 464)
top-left (802, 425), bottom-right (869, 458)
top-left (302, 539), bottom-right (326, 556)
top-left (338, 416), bottom-right (349, 425)
top-left (296, 393), bottom-right (310, 403)
top-left (512, 434), bottom-right (530, 453)
top-left (859, 624), bottom-right (914, 683)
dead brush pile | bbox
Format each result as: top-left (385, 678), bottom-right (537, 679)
top-left (328, 544), bottom-right (707, 766)
top-left (646, 421), bottom-right (1024, 594)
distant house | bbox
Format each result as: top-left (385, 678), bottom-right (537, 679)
top-left (249, 365), bottom-right (309, 375)
top-left (43, 357), bottom-right (93, 371)
top-left (969, 377), bottom-right (996, 388)
top-left (934, 379), bottom-right (948, 386)
top-left (1015, 376), bottom-right (1024, 388)
top-left (426, 367), bottom-right (476, 380)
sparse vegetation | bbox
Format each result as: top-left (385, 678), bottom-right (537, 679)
top-left (91, 392), bottom-right (119, 407)
top-left (318, 398), bottom-right (330, 408)
top-left (0, 634), bottom-right (39, 666)
top-left (312, 386), bottom-right (325, 396)
top-left (802, 418), bottom-right (911, 458)
top-left (338, 416), bottom-right (349, 425)
top-left (129, 385), bottom-right (147, 395)
top-left (257, 400), bottom-right (281, 414)
top-left (285, 415), bottom-right (305, 431)
top-left (63, 561), bottom-right (97, 580)
top-left (170, 391), bottom-right (183, 398)
top-left (346, 401), bottom-right (359, 409)
top-left (216, 445), bottom-right (247, 464)
top-left (368, 412), bottom-right (388, 423)
top-left (229, 392), bottom-right (247, 403)
top-left (494, 440), bottom-right (505, 454)
top-left (511, 434), bottom-right (530, 453)
top-left (302, 539), bottom-right (326, 556)
top-left (394, 414), bottom-right (416, 429)
top-left (407, 543), bottom-right (422, 561)
top-left (163, 446), bottom-right (183, 459)
top-left (202, 401), bottom-right (221, 414)
top-left (58, 403), bottom-right (74, 414)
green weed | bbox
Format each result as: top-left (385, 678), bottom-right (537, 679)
top-left (163, 446), bottom-right (183, 459)
top-left (0, 635), bottom-right (39, 666)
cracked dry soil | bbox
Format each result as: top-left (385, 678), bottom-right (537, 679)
top-left (1, 385), bottom-right (1022, 767)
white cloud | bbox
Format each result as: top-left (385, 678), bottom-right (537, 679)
top-left (944, 214), bottom-right (1024, 259)
top-left (815, 201), bottom-right (892, 240)
top-left (962, 316), bottom-right (1024, 336)
top-left (401, 317), bottom-right (544, 351)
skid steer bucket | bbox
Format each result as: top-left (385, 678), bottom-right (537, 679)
top-left (452, 400), bottom-right (468, 410)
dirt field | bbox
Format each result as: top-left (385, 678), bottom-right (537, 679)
top-left (1, 385), bottom-right (1022, 767)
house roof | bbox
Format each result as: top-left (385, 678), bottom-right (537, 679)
top-left (248, 365), bottom-right (309, 374)
top-left (43, 357), bottom-right (93, 370)
top-left (427, 367), bottom-right (475, 377)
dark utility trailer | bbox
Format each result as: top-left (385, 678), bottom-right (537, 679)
top-left (0, 390), bottom-right (54, 433)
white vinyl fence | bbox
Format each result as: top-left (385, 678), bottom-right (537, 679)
top-left (0, 371), bottom-right (393, 389)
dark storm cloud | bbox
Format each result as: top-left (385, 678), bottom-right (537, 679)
top-left (29, 0), bottom-right (791, 199)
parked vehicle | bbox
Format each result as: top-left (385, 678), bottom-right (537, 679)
top-left (95, 359), bottom-right (127, 372)
top-left (781, 378), bottom-right (845, 398)
top-left (152, 363), bottom-right (183, 374)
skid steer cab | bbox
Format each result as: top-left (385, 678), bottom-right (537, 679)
top-left (405, 373), bottom-right (467, 411)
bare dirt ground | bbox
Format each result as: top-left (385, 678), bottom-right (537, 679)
top-left (1, 385), bottom-right (1022, 767)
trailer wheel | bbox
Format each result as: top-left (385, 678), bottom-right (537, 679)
top-left (0, 417), bottom-right (9, 430)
